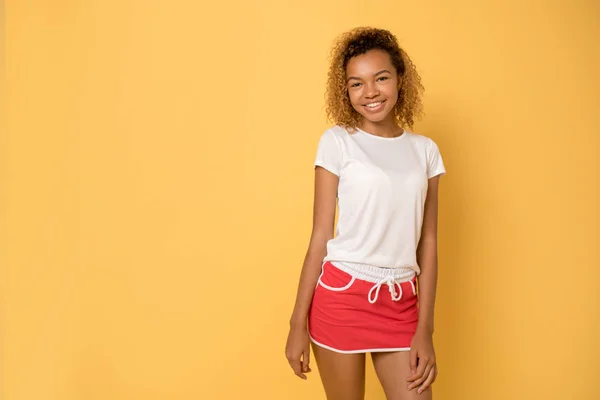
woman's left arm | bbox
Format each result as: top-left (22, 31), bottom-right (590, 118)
top-left (416, 175), bottom-right (441, 335)
top-left (407, 175), bottom-right (441, 394)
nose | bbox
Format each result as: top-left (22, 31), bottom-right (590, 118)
top-left (364, 82), bottom-right (379, 98)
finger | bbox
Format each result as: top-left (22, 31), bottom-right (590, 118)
top-left (302, 350), bottom-right (311, 373)
top-left (409, 366), bottom-right (430, 390)
top-left (416, 357), bottom-right (429, 379)
top-left (410, 348), bottom-right (418, 375)
top-left (406, 349), bottom-right (419, 382)
top-left (289, 359), bottom-right (306, 380)
top-left (417, 366), bottom-right (436, 394)
top-left (294, 363), bottom-right (306, 379)
top-left (409, 359), bottom-right (431, 390)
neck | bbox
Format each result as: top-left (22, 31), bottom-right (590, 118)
top-left (358, 117), bottom-right (403, 138)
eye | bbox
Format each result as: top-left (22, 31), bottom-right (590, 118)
top-left (350, 82), bottom-right (362, 88)
top-left (377, 76), bottom-right (389, 82)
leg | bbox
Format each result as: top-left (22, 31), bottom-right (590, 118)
top-left (312, 343), bottom-right (366, 400)
top-left (371, 351), bottom-right (433, 400)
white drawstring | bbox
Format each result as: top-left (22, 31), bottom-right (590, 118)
top-left (368, 277), bottom-right (417, 304)
top-left (368, 277), bottom-right (402, 304)
top-left (409, 279), bottom-right (416, 297)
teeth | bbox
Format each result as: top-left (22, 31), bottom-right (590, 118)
top-left (366, 102), bottom-right (382, 108)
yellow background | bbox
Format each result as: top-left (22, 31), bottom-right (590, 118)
top-left (4, 0), bottom-right (599, 399)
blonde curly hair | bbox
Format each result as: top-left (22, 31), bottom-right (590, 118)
top-left (325, 27), bottom-right (424, 130)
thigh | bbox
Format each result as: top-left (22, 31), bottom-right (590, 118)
top-left (312, 343), bottom-right (366, 400)
top-left (371, 351), bottom-right (432, 400)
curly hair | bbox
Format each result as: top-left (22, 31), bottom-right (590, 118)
top-left (325, 27), bottom-right (424, 130)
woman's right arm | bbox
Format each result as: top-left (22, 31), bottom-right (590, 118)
top-left (285, 166), bottom-right (339, 379)
top-left (290, 166), bottom-right (339, 327)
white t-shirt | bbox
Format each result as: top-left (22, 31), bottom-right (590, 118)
top-left (314, 125), bottom-right (446, 274)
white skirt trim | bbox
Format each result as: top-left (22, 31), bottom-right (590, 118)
top-left (309, 333), bottom-right (411, 354)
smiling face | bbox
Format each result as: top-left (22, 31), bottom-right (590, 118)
top-left (345, 49), bottom-right (401, 125)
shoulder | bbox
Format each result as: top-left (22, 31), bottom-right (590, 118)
top-left (316, 125), bottom-right (352, 146)
top-left (405, 130), bottom-right (447, 177)
top-left (323, 125), bottom-right (351, 139)
top-left (403, 130), bottom-right (436, 146)
top-left (403, 130), bottom-right (441, 153)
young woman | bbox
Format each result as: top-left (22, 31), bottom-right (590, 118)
top-left (285, 27), bottom-right (446, 399)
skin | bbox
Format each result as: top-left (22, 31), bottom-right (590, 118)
top-left (285, 49), bottom-right (441, 399)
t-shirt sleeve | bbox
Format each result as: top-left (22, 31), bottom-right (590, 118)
top-left (314, 129), bottom-right (342, 176)
top-left (426, 138), bottom-right (446, 179)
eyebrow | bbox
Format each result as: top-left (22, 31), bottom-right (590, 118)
top-left (347, 69), bottom-right (392, 82)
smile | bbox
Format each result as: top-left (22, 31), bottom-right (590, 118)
top-left (363, 100), bottom-right (386, 111)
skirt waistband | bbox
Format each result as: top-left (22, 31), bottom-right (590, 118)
top-left (327, 261), bottom-right (416, 284)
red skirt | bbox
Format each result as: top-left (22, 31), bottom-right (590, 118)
top-left (308, 261), bottom-right (419, 353)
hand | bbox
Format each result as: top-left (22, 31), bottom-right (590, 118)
top-left (285, 325), bottom-right (312, 380)
top-left (406, 330), bottom-right (437, 394)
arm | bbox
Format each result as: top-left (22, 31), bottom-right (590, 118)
top-left (285, 166), bottom-right (338, 380)
top-left (289, 166), bottom-right (339, 328)
top-left (415, 175), bottom-right (441, 335)
top-left (407, 175), bottom-right (441, 393)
